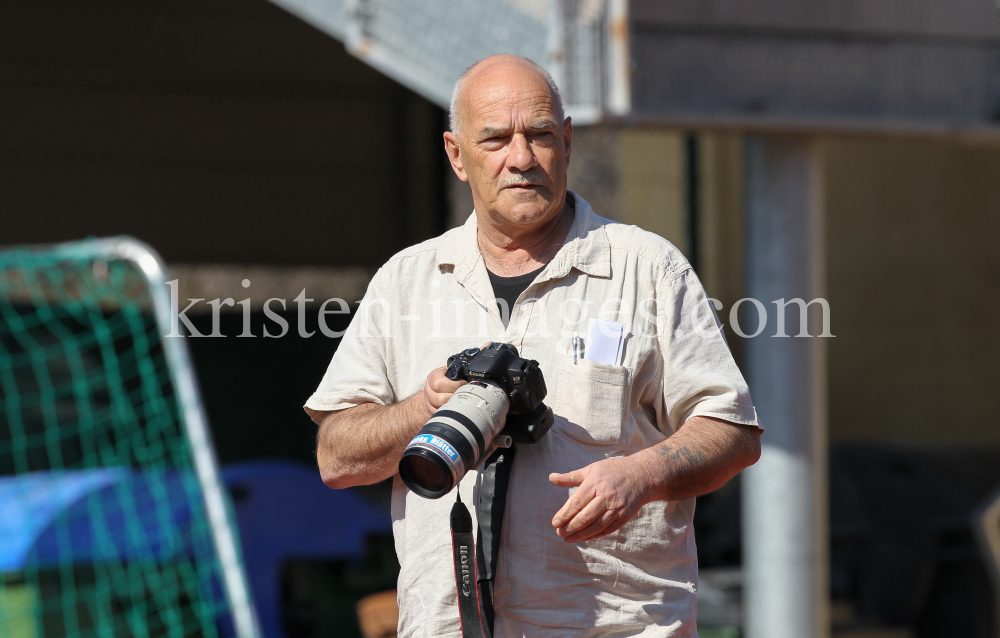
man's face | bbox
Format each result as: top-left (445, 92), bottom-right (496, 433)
top-left (445, 62), bottom-right (572, 229)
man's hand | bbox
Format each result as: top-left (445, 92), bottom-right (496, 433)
top-left (417, 342), bottom-right (491, 419)
top-left (549, 456), bottom-right (651, 543)
top-left (419, 366), bottom-right (468, 421)
top-left (548, 417), bottom-right (761, 543)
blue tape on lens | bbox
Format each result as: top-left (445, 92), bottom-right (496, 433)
top-left (412, 434), bottom-right (461, 464)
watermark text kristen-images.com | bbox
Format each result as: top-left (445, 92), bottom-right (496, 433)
top-left (163, 280), bottom-right (835, 340)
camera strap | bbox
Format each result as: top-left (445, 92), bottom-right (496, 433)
top-left (450, 446), bottom-right (515, 638)
top-left (451, 492), bottom-right (487, 638)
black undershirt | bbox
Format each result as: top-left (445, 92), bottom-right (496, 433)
top-left (487, 265), bottom-right (545, 327)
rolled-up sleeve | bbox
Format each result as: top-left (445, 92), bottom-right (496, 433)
top-left (304, 268), bottom-right (395, 412)
top-left (656, 268), bottom-right (761, 434)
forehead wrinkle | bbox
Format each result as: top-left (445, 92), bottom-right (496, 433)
top-left (470, 85), bottom-right (553, 115)
top-left (473, 110), bottom-right (559, 140)
top-left (465, 91), bottom-right (559, 138)
top-left (458, 61), bottom-right (560, 137)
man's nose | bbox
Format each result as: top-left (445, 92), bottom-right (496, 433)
top-left (507, 134), bottom-right (537, 172)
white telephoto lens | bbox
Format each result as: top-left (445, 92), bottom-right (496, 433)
top-left (399, 381), bottom-right (510, 498)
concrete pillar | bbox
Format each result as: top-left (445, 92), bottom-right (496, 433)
top-left (742, 136), bottom-right (829, 638)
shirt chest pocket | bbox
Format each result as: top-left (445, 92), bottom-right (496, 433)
top-left (552, 357), bottom-right (631, 452)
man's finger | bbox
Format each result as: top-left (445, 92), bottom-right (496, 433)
top-left (427, 366), bottom-right (466, 394)
top-left (557, 497), bottom-right (607, 537)
top-left (562, 509), bottom-right (620, 543)
top-left (551, 482), bottom-right (595, 528)
top-left (572, 515), bottom-right (631, 543)
top-left (434, 379), bottom-right (468, 394)
top-left (426, 390), bottom-right (457, 410)
top-left (548, 468), bottom-right (587, 487)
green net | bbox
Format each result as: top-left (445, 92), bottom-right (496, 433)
top-left (0, 239), bottom-right (255, 638)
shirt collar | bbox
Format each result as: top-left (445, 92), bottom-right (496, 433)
top-left (435, 190), bottom-right (612, 283)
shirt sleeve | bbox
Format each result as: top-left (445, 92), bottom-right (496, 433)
top-left (656, 268), bottom-right (761, 433)
top-left (304, 268), bottom-right (396, 412)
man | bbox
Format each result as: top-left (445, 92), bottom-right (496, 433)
top-left (305, 55), bottom-right (761, 637)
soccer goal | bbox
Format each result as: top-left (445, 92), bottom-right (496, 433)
top-left (0, 237), bottom-right (259, 638)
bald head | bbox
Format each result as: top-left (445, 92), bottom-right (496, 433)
top-left (449, 55), bottom-right (564, 138)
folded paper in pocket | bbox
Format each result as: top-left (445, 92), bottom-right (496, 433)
top-left (584, 318), bottom-right (626, 366)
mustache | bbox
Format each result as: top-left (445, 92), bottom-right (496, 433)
top-left (500, 172), bottom-right (545, 188)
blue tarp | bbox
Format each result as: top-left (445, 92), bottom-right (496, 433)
top-left (0, 468), bottom-right (208, 572)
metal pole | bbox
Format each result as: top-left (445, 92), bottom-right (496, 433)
top-left (547, 0), bottom-right (566, 99)
top-left (604, 0), bottom-right (631, 116)
top-left (742, 136), bottom-right (829, 638)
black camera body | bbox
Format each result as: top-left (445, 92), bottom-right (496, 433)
top-left (445, 343), bottom-right (554, 444)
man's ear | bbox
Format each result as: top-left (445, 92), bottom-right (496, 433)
top-left (563, 116), bottom-right (573, 167)
top-left (443, 132), bottom-right (468, 182)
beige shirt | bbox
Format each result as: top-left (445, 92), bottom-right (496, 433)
top-left (306, 193), bottom-right (760, 638)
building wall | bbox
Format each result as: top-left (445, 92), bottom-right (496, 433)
top-left (567, 125), bottom-right (688, 249)
top-left (824, 136), bottom-right (1000, 446)
top-left (618, 129), bottom-right (688, 253)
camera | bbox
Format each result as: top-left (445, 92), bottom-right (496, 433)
top-left (398, 343), bottom-right (554, 499)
